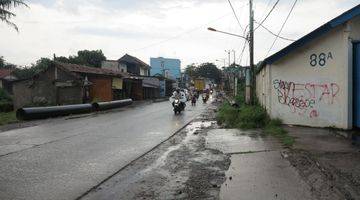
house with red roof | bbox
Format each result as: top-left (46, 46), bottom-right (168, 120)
top-left (0, 69), bottom-right (17, 94)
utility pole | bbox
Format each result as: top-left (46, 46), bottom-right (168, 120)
top-left (231, 50), bottom-right (237, 96)
top-left (232, 50), bottom-right (236, 65)
top-left (247, 0), bottom-right (255, 105)
top-left (226, 50), bottom-right (235, 96)
top-left (161, 60), bottom-right (165, 77)
top-left (225, 50), bottom-right (231, 67)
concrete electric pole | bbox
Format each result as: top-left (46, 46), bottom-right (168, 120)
top-left (247, 0), bottom-right (255, 105)
top-left (232, 50), bottom-right (236, 65)
top-left (225, 50), bottom-right (231, 67)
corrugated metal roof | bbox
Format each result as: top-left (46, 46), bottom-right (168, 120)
top-left (55, 62), bottom-right (129, 78)
top-left (0, 69), bottom-right (13, 79)
top-left (258, 4), bottom-right (360, 72)
top-left (119, 54), bottom-right (151, 69)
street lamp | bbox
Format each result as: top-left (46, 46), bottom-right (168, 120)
top-left (216, 59), bottom-right (226, 68)
top-left (207, 27), bottom-right (248, 40)
top-left (208, 27), bottom-right (248, 100)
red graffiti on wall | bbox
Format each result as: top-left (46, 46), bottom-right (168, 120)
top-left (273, 79), bottom-right (340, 118)
top-left (309, 110), bottom-right (319, 118)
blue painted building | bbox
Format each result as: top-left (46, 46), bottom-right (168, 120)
top-left (150, 57), bottom-right (181, 80)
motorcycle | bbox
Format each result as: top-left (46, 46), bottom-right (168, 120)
top-left (173, 99), bottom-right (184, 114)
top-left (202, 95), bottom-right (208, 103)
top-left (191, 96), bottom-right (197, 106)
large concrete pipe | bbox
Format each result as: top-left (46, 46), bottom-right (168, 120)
top-left (16, 104), bottom-right (94, 120)
top-left (92, 99), bottom-right (133, 111)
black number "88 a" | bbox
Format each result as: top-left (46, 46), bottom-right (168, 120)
top-left (310, 53), bottom-right (327, 67)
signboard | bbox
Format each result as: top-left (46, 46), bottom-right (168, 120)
top-left (160, 80), bottom-right (166, 97)
top-left (142, 77), bottom-right (160, 88)
top-left (112, 78), bottom-right (123, 89)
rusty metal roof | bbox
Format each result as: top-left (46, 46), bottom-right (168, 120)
top-left (0, 69), bottom-right (13, 79)
top-left (55, 62), bottom-right (129, 78)
top-left (119, 54), bottom-right (151, 69)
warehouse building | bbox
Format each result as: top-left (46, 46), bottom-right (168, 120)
top-left (256, 5), bottom-right (360, 129)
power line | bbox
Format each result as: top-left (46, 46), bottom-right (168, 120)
top-left (266, 0), bottom-right (298, 57)
top-left (131, 13), bottom-right (231, 52)
top-left (255, 21), bottom-right (295, 41)
top-left (238, 39), bottom-right (247, 64)
top-left (254, 0), bottom-right (280, 31)
top-left (227, 0), bottom-right (244, 31)
top-left (258, 0), bottom-right (274, 21)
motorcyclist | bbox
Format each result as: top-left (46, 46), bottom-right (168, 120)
top-left (170, 88), bottom-right (187, 110)
top-left (191, 94), bottom-right (197, 106)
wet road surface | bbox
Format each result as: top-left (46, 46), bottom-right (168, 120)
top-left (80, 102), bottom-right (315, 200)
top-left (80, 104), bottom-right (228, 200)
top-left (0, 100), bottom-right (209, 200)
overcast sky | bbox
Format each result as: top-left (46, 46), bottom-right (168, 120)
top-left (0, 0), bottom-right (359, 68)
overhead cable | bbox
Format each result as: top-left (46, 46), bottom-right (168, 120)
top-left (254, 0), bottom-right (280, 31)
top-left (255, 21), bottom-right (295, 41)
top-left (227, 0), bottom-right (244, 31)
top-left (266, 0), bottom-right (298, 57)
top-left (131, 13), bottom-right (231, 52)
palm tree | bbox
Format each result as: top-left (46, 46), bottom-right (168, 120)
top-left (0, 0), bottom-right (28, 32)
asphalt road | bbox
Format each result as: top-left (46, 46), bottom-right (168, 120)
top-left (0, 100), bottom-right (209, 200)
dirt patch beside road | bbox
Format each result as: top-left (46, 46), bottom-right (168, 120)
top-left (286, 150), bottom-right (360, 200)
top-left (284, 125), bottom-right (360, 200)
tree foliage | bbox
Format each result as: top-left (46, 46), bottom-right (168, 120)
top-left (0, 56), bottom-right (16, 69)
top-left (184, 64), bottom-right (197, 78)
top-left (55, 50), bottom-right (106, 68)
top-left (0, 0), bottom-right (28, 32)
top-left (1, 49), bottom-right (106, 80)
top-left (184, 62), bottom-right (222, 83)
top-left (0, 56), bottom-right (4, 68)
top-left (12, 58), bottom-right (52, 79)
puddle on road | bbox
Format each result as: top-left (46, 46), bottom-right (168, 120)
top-left (147, 132), bottom-right (163, 136)
top-left (206, 129), bottom-right (280, 154)
top-left (140, 121), bottom-right (216, 174)
top-left (83, 118), bottom-right (231, 200)
top-left (191, 150), bottom-right (225, 164)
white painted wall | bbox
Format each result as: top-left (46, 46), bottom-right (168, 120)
top-left (256, 17), bottom-right (360, 129)
top-left (102, 61), bottom-right (127, 73)
top-left (119, 63), bottom-right (127, 73)
top-left (140, 67), bottom-right (149, 76)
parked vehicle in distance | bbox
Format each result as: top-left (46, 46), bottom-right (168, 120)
top-left (194, 78), bottom-right (205, 91)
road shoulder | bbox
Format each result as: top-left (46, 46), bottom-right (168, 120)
top-left (81, 99), bottom-right (316, 200)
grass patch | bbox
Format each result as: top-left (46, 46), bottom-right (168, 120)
top-left (264, 119), bottom-right (295, 147)
top-left (217, 102), bottom-right (268, 129)
top-left (217, 98), bottom-right (295, 147)
top-left (0, 111), bottom-right (19, 126)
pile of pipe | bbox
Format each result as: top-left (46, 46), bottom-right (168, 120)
top-left (16, 99), bottom-right (133, 120)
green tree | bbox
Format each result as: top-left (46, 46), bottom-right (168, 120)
top-left (184, 64), bottom-right (197, 78)
top-left (0, 0), bottom-right (28, 31)
top-left (54, 56), bottom-right (70, 63)
top-left (13, 58), bottom-right (52, 79)
top-left (0, 56), bottom-right (4, 68)
top-left (55, 50), bottom-right (106, 68)
top-left (195, 62), bottom-right (222, 83)
top-left (0, 56), bottom-right (16, 69)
